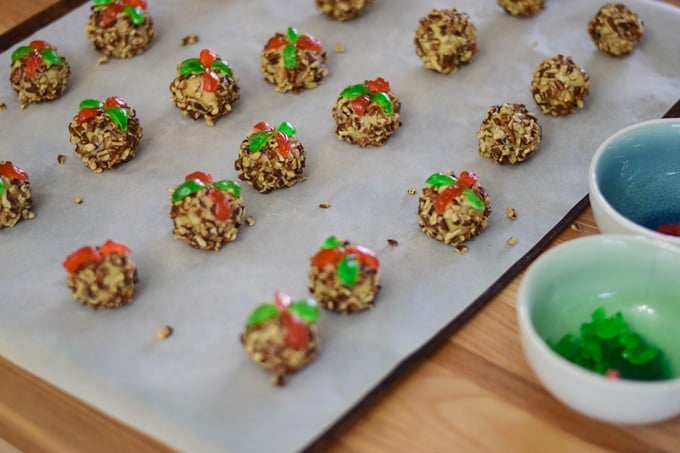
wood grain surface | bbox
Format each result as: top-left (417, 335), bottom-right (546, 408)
top-left (1, 1), bottom-right (679, 451)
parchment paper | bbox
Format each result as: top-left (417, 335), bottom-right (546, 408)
top-left (1, 1), bottom-right (679, 451)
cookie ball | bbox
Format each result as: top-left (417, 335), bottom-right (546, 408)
top-left (477, 103), bottom-right (542, 164)
top-left (169, 49), bottom-right (240, 126)
top-left (9, 40), bottom-right (70, 109)
top-left (261, 27), bottom-right (328, 93)
top-left (235, 121), bottom-right (306, 193)
top-left (241, 291), bottom-right (320, 386)
top-left (63, 240), bottom-right (138, 309)
top-left (85, 0), bottom-right (155, 58)
top-left (315, 0), bottom-right (372, 21)
top-left (170, 172), bottom-right (245, 251)
top-left (0, 161), bottom-right (35, 229)
top-left (332, 77), bottom-right (401, 147)
top-left (588, 3), bottom-right (644, 57)
top-left (497, 0), bottom-right (546, 17)
top-left (68, 96), bottom-right (143, 172)
top-left (308, 236), bottom-right (380, 314)
top-left (414, 8), bottom-right (477, 74)
top-left (531, 54), bottom-right (590, 116)
top-left (418, 171), bottom-right (491, 246)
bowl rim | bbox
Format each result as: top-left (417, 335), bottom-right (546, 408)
top-left (517, 234), bottom-right (680, 390)
top-left (588, 118), bottom-right (680, 246)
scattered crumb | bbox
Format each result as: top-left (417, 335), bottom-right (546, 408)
top-left (246, 215), bottom-right (256, 226)
top-left (407, 188), bottom-right (417, 196)
top-left (387, 238), bottom-right (399, 247)
top-left (181, 35), bottom-right (199, 46)
top-left (507, 236), bottom-right (518, 246)
top-left (335, 43), bottom-right (345, 53)
top-left (318, 201), bottom-right (331, 209)
top-left (505, 207), bottom-right (517, 220)
top-left (74, 197), bottom-right (83, 204)
top-left (155, 325), bottom-right (173, 340)
top-left (57, 154), bottom-right (66, 165)
top-left (0, 102), bottom-right (6, 111)
top-left (454, 245), bottom-right (468, 254)
top-left (97, 55), bottom-right (110, 65)
top-left (570, 222), bottom-right (583, 233)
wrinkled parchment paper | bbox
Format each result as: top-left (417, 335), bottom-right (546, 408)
top-left (1, 1), bottom-right (679, 451)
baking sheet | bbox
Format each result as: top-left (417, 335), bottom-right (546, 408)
top-left (1, 0), bottom-right (679, 451)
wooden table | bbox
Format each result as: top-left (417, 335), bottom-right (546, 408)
top-left (1, 2), bottom-right (679, 451)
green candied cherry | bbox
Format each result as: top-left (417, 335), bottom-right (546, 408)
top-left (340, 77), bottom-right (395, 117)
top-left (425, 171), bottom-right (484, 213)
top-left (178, 48), bottom-right (234, 93)
top-left (265, 27), bottom-right (323, 69)
top-left (549, 307), bottom-right (670, 381)
top-left (94, 0), bottom-right (149, 28)
top-left (171, 171), bottom-right (241, 221)
top-left (246, 291), bottom-right (319, 350)
top-left (75, 96), bottom-right (130, 131)
top-left (247, 121), bottom-right (297, 158)
top-left (310, 236), bottom-right (380, 287)
top-left (11, 40), bottom-right (65, 78)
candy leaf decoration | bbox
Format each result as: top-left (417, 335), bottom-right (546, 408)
top-left (340, 77), bottom-right (395, 117)
top-left (265, 27), bottom-right (323, 70)
top-left (178, 49), bottom-right (233, 93)
top-left (425, 171), bottom-right (484, 213)
top-left (172, 171), bottom-right (240, 221)
top-left (549, 308), bottom-right (671, 381)
top-left (75, 97), bottom-right (130, 131)
top-left (247, 121), bottom-right (297, 158)
top-left (93, 0), bottom-right (149, 28)
top-left (246, 292), bottom-right (319, 349)
top-left (0, 179), bottom-right (4, 197)
top-left (11, 40), bottom-right (65, 78)
top-left (311, 236), bottom-right (379, 287)
top-left (62, 240), bottom-right (131, 274)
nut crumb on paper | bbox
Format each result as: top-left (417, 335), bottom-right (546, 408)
top-left (57, 154), bottom-right (67, 165)
top-left (507, 236), bottom-right (518, 246)
top-left (97, 55), bottom-right (109, 65)
top-left (335, 43), bottom-right (345, 53)
top-left (74, 197), bottom-right (83, 204)
top-left (387, 238), bottom-right (399, 246)
top-left (318, 201), bottom-right (331, 209)
top-left (407, 188), bottom-right (417, 196)
top-left (156, 325), bottom-right (173, 339)
top-left (0, 102), bottom-right (6, 111)
top-left (454, 245), bottom-right (468, 254)
top-left (246, 216), bottom-right (256, 226)
top-left (181, 35), bottom-right (199, 46)
top-left (505, 207), bottom-right (517, 220)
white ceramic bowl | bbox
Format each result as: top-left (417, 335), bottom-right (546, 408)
top-left (589, 118), bottom-right (680, 248)
top-left (517, 235), bottom-right (680, 424)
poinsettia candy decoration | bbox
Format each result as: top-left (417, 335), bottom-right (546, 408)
top-left (308, 236), bottom-right (381, 314)
top-left (0, 161), bottom-right (35, 229)
top-left (315, 0), bottom-right (373, 21)
top-left (241, 291), bottom-right (320, 386)
top-left (261, 26), bottom-right (328, 93)
top-left (169, 48), bottom-right (240, 126)
top-left (9, 40), bottom-right (71, 108)
top-left (234, 121), bottom-right (307, 193)
top-left (68, 96), bottom-right (143, 172)
top-left (332, 77), bottom-right (402, 147)
top-left (86, 0), bottom-right (155, 58)
top-left (63, 239), bottom-right (138, 308)
top-left (418, 171), bottom-right (491, 246)
top-left (170, 171), bottom-right (245, 251)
